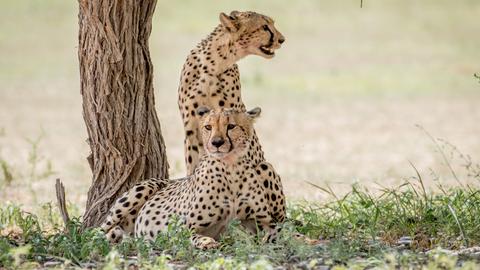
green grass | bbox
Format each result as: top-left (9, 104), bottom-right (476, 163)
top-left (1, 1), bottom-right (479, 209)
top-left (1, 179), bottom-right (480, 269)
top-left (291, 185), bottom-right (480, 249)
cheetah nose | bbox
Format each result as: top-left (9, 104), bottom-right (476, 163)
top-left (278, 37), bottom-right (285, 44)
top-left (211, 137), bottom-right (225, 148)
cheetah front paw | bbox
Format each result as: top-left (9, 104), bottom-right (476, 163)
top-left (293, 233), bottom-right (324, 245)
top-left (106, 226), bottom-right (125, 244)
top-left (195, 236), bottom-right (220, 250)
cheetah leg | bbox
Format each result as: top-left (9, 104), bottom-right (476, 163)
top-left (254, 162), bottom-right (286, 223)
top-left (101, 178), bottom-right (166, 242)
top-left (259, 220), bottom-right (280, 243)
top-left (292, 232), bottom-right (322, 245)
top-left (258, 223), bottom-right (319, 245)
top-left (183, 123), bottom-right (203, 175)
top-left (254, 162), bottom-right (320, 245)
top-left (261, 229), bottom-right (320, 245)
top-left (105, 226), bottom-right (126, 244)
top-left (181, 75), bottom-right (219, 174)
top-left (190, 234), bottom-right (220, 250)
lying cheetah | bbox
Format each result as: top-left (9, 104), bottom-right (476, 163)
top-left (177, 10), bottom-right (285, 174)
top-left (101, 107), bottom-right (286, 249)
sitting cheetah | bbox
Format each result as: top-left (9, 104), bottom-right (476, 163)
top-left (178, 10), bottom-right (285, 174)
top-left (101, 107), bottom-right (286, 249)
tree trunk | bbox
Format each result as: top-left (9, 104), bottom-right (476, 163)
top-left (78, 0), bottom-right (168, 229)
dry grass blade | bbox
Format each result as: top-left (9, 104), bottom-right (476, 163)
top-left (305, 180), bottom-right (338, 200)
top-left (447, 204), bottom-right (468, 247)
top-left (408, 160), bottom-right (428, 204)
top-left (416, 125), bottom-right (462, 187)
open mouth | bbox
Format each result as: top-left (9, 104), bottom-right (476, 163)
top-left (260, 45), bottom-right (275, 56)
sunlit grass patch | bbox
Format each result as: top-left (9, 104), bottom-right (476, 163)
top-left (290, 184), bottom-right (480, 250)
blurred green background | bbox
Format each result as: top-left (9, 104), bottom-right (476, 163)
top-left (0, 0), bottom-right (479, 209)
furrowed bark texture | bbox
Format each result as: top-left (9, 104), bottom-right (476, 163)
top-left (78, 0), bottom-right (168, 229)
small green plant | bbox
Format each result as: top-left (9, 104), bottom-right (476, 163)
top-left (152, 215), bottom-right (194, 260)
top-left (0, 237), bottom-right (15, 268)
top-left (24, 133), bottom-right (55, 203)
top-left (0, 160), bottom-right (14, 187)
top-left (0, 130), bottom-right (56, 205)
top-left (102, 249), bottom-right (124, 270)
top-left (0, 130), bottom-right (14, 187)
top-left (0, 205), bottom-right (112, 267)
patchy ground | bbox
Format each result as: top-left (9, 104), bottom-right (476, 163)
top-left (1, 176), bottom-right (480, 269)
top-left (0, 0), bottom-right (479, 209)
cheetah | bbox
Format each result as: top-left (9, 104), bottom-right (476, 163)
top-left (101, 107), bottom-right (286, 249)
top-left (177, 10), bottom-right (285, 174)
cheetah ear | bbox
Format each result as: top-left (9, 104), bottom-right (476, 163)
top-left (219, 12), bottom-right (239, 33)
top-left (230, 10), bottom-right (240, 18)
top-left (197, 107), bottom-right (211, 117)
top-left (246, 107), bottom-right (261, 119)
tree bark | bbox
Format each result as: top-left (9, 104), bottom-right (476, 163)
top-left (78, 0), bottom-right (168, 229)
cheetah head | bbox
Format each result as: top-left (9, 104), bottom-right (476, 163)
top-left (198, 107), bottom-right (261, 160)
top-left (219, 11), bottom-right (285, 59)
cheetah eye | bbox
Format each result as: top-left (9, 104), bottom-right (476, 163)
top-left (263, 25), bottom-right (269, 31)
top-left (227, 124), bottom-right (236, 130)
top-left (204, 125), bottom-right (212, 131)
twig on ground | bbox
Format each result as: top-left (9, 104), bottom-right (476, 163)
top-left (55, 178), bottom-right (70, 230)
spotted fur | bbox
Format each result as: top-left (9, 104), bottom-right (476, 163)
top-left (101, 108), bottom-right (286, 249)
top-left (177, 10), bottom-right (285, 174)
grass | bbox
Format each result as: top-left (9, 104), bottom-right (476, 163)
top-left (1, 177), bottom-right (480, 269)
top-left (292, 184), bottom-right (480, 249)
top-left (1, 0), bottom-right (480, 207)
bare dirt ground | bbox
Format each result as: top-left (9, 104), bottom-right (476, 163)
top-left (0, 0), bottom-right (479, 211)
